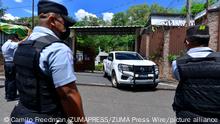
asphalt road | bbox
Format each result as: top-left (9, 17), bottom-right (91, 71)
top-left (76, 72), bottom-right (178, 89)
top-left (0, 73), bottom-right (177, 124)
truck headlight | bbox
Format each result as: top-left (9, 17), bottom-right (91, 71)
top-left (154, 65), bottom-right (159, 75)
top-left (118, 64), bottom-right (133, 72)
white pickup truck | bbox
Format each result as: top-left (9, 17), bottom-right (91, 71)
top-left (103, 51), bottom-right (159, 88)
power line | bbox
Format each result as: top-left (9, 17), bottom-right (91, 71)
top-left (6, 5), bottom-right (32, 10)
top-left (93, 0), bottom-right (139, 15)
top-left (5, 0), bottom-right (73, 10)
top-left (166, 0), bottom-right (176, 9)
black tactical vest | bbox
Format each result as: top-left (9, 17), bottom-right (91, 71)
top-left (173, 51), bottom-right (220, 117)
top-left (14, 35), bottom-right (65, 114)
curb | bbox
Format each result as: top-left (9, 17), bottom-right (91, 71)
top-left (0, 74), bottom-right (178, 88)
top-left (76, 82), bottom-right (112, 87)
top-left (159, 79), bottom-right (178, 84)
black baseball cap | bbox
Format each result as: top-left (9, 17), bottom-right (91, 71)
top-left (38, 0), bottom-right (75, 26)
top-left (186, 25), bottom-right (210, 42)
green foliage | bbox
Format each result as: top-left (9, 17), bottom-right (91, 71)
top-left (0, 0), bottom-right (6, 17)
top-left (111, 3), bottom-right (175, 26)
top-left (95, 64), bottom-right (104, 71)
top-left (181, 0), bottom-right (217, 15)
top-left (77, 35), bottom-right (135, 55)
top-left (17, 16), bottom-right (39, 28)
top-left (149, 52), bottom-right (163, 62)
top-left (75, 3), bottom-right (176, 56)
top-left (126, 4), bottom-right (150, 25)
top-left (75, 16), bottom-right (103, 26)
top-left (111, 12), bottom-right (127, 26)
top-left (167, 54), bottom-right (177, 62)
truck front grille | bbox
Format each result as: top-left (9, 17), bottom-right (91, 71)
top-left (133, 66), bottom-right (154, 74)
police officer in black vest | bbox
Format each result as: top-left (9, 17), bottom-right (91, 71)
top-left (172, 25), bottom-right (220, 123)
top-left (2, 34), bottom-right (20, 101)
top-left (10, 0), bottom-right (87, 124)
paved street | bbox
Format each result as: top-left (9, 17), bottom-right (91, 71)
top-left (0, 73), bottom-right (177, 124)
top-left (76, 72), bottom-right (178, 89)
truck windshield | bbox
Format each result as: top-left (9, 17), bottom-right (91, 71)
top-left (115, 53), bottom-right (143, 60)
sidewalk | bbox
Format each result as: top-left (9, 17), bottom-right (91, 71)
top-left (0, 72), bottom-right (179, 88)
top-left (0, 72), bottom-right (4, 87)
top-left (160, 78), bottom-right (178, 84)
top-left (0, 77), bottom-right (4, 88)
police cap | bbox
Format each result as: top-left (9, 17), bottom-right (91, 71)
top-left (186, 25), bottom-right (210, 42)
top-left (38, 0), bottom-right (75, 26)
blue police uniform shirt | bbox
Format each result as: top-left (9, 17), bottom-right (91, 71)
top-left (28, 26), bottom-right (76, 88)
top-left (172, 47), bottom-right (213, 81)
top-left (1, 39), bottom-right (18, 62)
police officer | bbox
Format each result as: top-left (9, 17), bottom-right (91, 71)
top-left (1, 34), bottom-right (20, 101)
top-left (172, 25), bottom-right (220, 123)
top-left (11, 0), bottom-right (87, 124)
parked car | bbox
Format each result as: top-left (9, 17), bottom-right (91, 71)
top-left (103, 51), bottom-right (159, 88)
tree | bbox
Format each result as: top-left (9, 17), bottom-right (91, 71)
top-left (75, 16), bottom-right (102, 26)
top-left (76, 3), bottom-right (177, 56)
top-left (111, 3), bottom-right (178, 26)
top-left (150, 3), bottom-right (167, 13)
top-left (17, 16), bottom-right (38, 28)
top-left (0, 0), bottom-right (6, 17)
top-left (126, 4), bottom-right (150, 25)
top-left (111, 12), bottom-right (127, 26)
top-left (181, 0), bottom-right (218, 15)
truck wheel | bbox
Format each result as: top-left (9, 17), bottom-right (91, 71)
top-left (149, 83), bottom-right (158, 89)
top-left (103, 67), bottom-right (108, 77)
top-left (103, 71), bottom-right (108, 77)
top-left (111, 72), bottom-right (119, 88)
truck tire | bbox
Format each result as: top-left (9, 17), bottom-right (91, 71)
top-left (103, 67), bottom-right (108, 77)
top-left (103, 72), bottom-right (108, 77)
top-left (111, 71), bottom-right (119, 88)
top-left (149, 83), bottom-right (158, 89)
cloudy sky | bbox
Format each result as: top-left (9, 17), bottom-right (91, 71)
top-left (2, 0), bottom-right (185, 21)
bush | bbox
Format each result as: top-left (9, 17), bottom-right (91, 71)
top-left (167, 54), bottom-right (177, 63)
top-left (95, 63), bottom-right (104, 71)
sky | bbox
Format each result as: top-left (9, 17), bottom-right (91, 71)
top-left (1, 0), bottom-right (185, 21)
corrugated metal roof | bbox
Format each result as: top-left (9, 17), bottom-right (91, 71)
top-left (70, 25), bottom-right (143, 35)
top-left (70, 25), bottom-right (143, 29)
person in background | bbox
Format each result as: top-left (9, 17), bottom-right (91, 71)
top-left (11, 0), bottom-right (87, 124)
top-left (172, 25), bottom-right (220, 123)
top-left (2, 34), bottom-right (21, 101)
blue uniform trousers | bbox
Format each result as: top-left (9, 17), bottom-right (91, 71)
top-left (4, 62), bottom-right (18, 100)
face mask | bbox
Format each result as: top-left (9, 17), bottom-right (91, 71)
top-left (59, 27), bottom-right (70, 40)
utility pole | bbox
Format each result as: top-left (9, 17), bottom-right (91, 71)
top-left (205, 0), bottom-right (209, 10)
top-left (204, 0), bottom-right (209, 24)
top-left (32, 0), bottom-right (34, 29)
top-left (186, 0), bottom-right (191, 27)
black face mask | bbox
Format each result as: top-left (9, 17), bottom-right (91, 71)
top-left (59, 27), bottom-right (70, 40)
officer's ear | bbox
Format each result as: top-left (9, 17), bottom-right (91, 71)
top-left (39, 13), bottom-right (53, 26)
top-left (48, 14), bottom-right (56, 27)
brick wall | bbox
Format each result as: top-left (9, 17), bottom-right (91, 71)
top-left (139, 34), bottom-right (147, 57)
top-left (208, 11), bottom-right (219, 51)
top-left (140, 27), bottom-right (187, 79)
top-left (149, 30), bottom-right (164, 58)
top-left (169, 27), bottom-right (186, 55)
